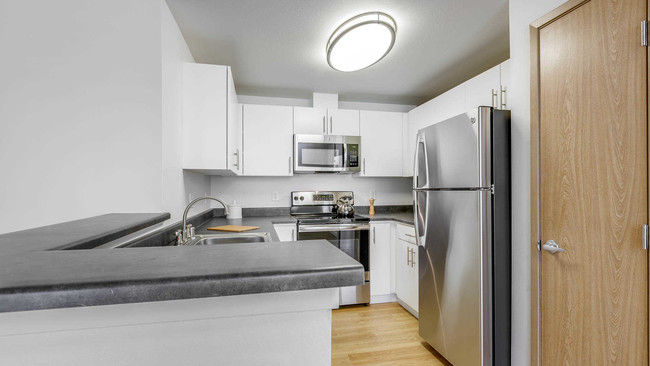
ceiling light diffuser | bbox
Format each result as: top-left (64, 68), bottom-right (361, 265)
top-left (326, 12), bottom-right (397, 72)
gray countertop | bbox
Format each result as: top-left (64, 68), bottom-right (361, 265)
top-left (0, 211), bottom-right (412, 313)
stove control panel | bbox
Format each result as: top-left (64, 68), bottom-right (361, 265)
top-left (291, 191), bottom-right (354, 206)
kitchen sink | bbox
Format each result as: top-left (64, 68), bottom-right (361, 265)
top-left (182, 232), bottom-right (271, 246)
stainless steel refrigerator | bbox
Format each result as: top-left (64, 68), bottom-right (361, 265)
top-left (413, 106), bottom-right (510, 366)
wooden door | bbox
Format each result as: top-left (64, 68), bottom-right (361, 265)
top-left (537, 0), bottom-right (648, 364)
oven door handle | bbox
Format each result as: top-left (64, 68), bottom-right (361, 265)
top-left (298, 224), bottom-right (371, 232)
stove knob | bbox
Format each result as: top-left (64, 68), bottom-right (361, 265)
top-left (293, 196), bottom-right (298, 201)
top-left (300, 196), bottom-right (304, 201)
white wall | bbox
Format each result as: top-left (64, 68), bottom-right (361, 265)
top-left (0, 0), bottom-right (162, 233)
top-left (211, 175), bottom-right (412, 208)
top-left (508, 1), bottom-right (567, 365)
top-left (161, 0), bottom-right (211, 222)
top-left (0, 0), bottom-right (211, 234)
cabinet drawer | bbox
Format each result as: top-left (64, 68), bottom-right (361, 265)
top-left (396, 224), bottom-right (416, 244)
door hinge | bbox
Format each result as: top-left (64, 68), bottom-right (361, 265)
top-left (537, 240), bottom-right (541, 252)
top-left (642, 20), bottom-right (648, 47)
top-left (643, 224), bottom-right (649, 250)
top-left (490, 184), bottom-right (495, 195)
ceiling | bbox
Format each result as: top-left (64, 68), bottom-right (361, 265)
top-left (166, 0), bottom-right (510, 106)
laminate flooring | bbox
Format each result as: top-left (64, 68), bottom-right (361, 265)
top-left (332, 302), bottom-right (452, 366)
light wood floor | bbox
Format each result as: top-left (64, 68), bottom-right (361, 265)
top-left (332, 302), bottom-right (452, 366)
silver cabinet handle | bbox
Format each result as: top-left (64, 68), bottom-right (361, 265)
top-left (329, 116), bottom-right (333, 134)
top-left (491, 89), bottom-right (498, 108)
top-left (363, 158), bottom-right (366, 175)
top-left (323, 116), bottom-right (326, 134)
top-left (233, 148), bottom-right (240, 169)
top-left (373, 227), bottom-right (376, 244)
top-left (291, 229), bottom-right (295, 241)
top-left (411, 247), bottom-right (416, 268)
top-left (289, 156), bottom-right (292, 174)
top-left (542, 240), bottom-right (565, 254)
top-left (500, 86), bottom-right (506, 109)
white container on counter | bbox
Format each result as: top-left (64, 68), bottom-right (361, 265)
top-left (227, 200), bottom-right (242, 219)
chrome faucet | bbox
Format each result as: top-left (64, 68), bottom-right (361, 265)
top-left (176, 197), bottom-right (230, 246)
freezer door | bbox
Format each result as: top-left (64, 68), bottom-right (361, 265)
top-left (417, 107), bottom-right (492, 189)
top-left (417, 189), bottom-right (492, 366)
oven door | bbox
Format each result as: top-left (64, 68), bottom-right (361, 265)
top-left (297, 224), bottom-right (370, 305)
top-left (293, 134), bottom-right (360, 173)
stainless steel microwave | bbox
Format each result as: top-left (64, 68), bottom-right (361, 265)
top-left (293, 134), bottom-right (360, 173)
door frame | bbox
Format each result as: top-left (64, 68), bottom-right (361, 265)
top-left (529, 0), bottom-right (650, 365)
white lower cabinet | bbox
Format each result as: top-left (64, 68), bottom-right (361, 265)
top-left (273, 223), bottom-right (296, 241)
top-left (395, 224), bottom-right (418, 316)
top-left (369, 222), bottom-right (392, 302)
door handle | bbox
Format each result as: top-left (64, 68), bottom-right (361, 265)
top-left (233, 148), bottom-right (240, 170)
top-left (289, 156), bottom-right (292, 174)
top-left (542, 240), bottom-right (565, 254)
top-left (323, 116), bottom-right (326, 134)
top-left (406, 247), bottom-right (411, 266)
top-left (373, 226), bottom-right (376, 244)
top-left (329, 116), bottom-right (333, 134)
top-left (491, 89), bottom-right (498, 108)
top-left (363, 158), bottom-right (366, 175)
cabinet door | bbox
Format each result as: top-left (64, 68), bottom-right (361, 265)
top-left (226, 67), bottom-right (241, 174)
top-left (394, 238), bottom-right (409, 302)
top-left (242, 104), bottom-right (294, 176)
top-left (499, 59), bottom-right (510, 110)
top-left (406, 242), bottom-right (419, 313)
top-left (273, 224), bottom-right (296, 241)
top-left (182, 63), bottom-right (228, 170)
top-left (359, 111), bottom-right (403, 177)
top-left (293, 107), bottom-right (327, 134)
top-left (328, 109), bottom-right (359, 135)
top-left (370, 222), bottom-right (392, 298)
top-left (465, 65), bottom-right (500, 111)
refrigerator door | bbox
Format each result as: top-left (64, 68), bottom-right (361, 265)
top-left (417, 189), bottom-right (492, 366)
top-left (414, 107), bottom-right (492, 189)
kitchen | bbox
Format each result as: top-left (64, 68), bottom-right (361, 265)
top-left (1, 0), bottom-right (647, 365)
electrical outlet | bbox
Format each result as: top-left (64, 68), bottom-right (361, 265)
top-left (272, 192), bottom-right (279, 201)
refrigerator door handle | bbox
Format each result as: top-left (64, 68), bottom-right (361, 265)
top-left (413, 190), bottom-right (427, 247)
top-left (479, 190), bottom-right (493, 366)
top-left (414, 133), bottom-right (429, 189)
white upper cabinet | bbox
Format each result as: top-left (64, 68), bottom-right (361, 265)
top-left (294, 107), bottom-right (360, 135)
top-left (359, 110), bottom-right (404, 177)
top-left (242, 104), bottom-right (294, 176)
top-left (499, 59), bottom-right (510, 110)
top-left (465, 64), bottom-right (500, 111)
top-left (328, 109), bottom-right (360, 135)
top-left (293, 107), bottom-right (327, 134)
top-left (182, 63), bottom-right (240, 175)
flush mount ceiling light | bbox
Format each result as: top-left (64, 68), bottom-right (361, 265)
top-left (326, 12), bottom-right (397, 72)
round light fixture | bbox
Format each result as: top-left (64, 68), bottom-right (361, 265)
top-left (326, 12), bottom-right (397, 72)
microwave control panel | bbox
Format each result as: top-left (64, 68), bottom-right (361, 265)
top-left (347, 144), bottom-right (359, 167)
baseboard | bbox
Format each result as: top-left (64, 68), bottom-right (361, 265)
top-left (396, 298), bottom-right (418, 318)
top-left (370, 293), bottom-right (397, 304)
